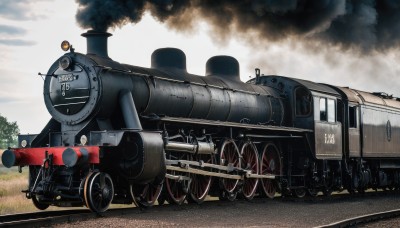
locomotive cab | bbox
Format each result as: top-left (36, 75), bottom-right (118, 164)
top-left (252, 75), bottom-right (343, 160)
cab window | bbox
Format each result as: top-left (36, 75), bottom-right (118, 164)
top-left (327, 99), bottom-right (335, 122)
top-left (320, 98), bottom-right (327, 121)
top-left (295, 88), bottom-right (311, 116)
top-left (319, 97), bottom-right (335, 122)
top-left (349, 106), bottom-right (357, 128)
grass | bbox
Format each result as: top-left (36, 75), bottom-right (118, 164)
top-left (0, 168), bottom-right (36, 215)
top-left (0, 149), bottom-right (38, 214)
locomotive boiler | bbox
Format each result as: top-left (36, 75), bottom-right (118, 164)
top-left (3, 30), bottom-right (400, 213)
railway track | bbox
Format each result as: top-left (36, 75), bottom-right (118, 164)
top-left (0, 191), bottom-right (399, 227)
top-left (0, 208), bottom-right (137, 228)
top-left (317, 208), bottom-right (400, 228)
top-left (0, 209), bottom-right (91, 227)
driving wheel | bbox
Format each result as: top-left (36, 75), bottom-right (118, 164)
top-left (240, 141), bottom-right (259, 200)
top-left (260, 143), bottom-right (281, 199)
top-left (219, 139), bottom-right (241, 201)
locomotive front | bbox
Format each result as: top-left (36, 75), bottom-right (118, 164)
top-left (44, 45), bottom-right (101, 125)
top-left (1, 31), bottom-right (166, 212)
top-left (44, 31), bottom-right (124, 127)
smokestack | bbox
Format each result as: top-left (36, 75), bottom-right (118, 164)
top-left (81, 30), bottom-right (112, 58)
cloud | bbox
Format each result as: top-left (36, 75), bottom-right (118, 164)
top-left (0, 97), bottom-right (20, 104)
top-left (0, 39), bottom-right (36, 46)
top-left (0, 25), bottom-right (33, 47)
top-left (0, 24), bottom-right (27, 35)
top-left (0, 0), bottom-right (49, 21)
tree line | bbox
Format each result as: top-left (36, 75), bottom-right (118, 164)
top-left (0, 113), bottom-right (19, 149)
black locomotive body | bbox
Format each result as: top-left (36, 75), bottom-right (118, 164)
top-left (2, 31), bottom-right (400, 212)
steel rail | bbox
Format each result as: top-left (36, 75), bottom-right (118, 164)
top-left (0, 208), bottom-right (137, 228)
top-left (0, 209), bottom-right (90, 227)
top-left (1, 191), bottom-right (398, 227)
top-left (316, 208), bottom-right (400, 228)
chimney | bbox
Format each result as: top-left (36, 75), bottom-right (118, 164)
top-left (81, 30), bottom-right (112, 59)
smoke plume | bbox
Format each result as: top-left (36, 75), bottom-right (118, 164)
top-left (75, 0), bottom-right (400, 52)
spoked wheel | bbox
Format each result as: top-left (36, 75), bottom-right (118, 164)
top-left (219, 139), bottom-right (241, 201)
top-left (165, 144), bottom-right (190, 205)
top-left (84, 172), bottom-right (114, 213)
top-left (131, 182), bottom-right (163, 208)
top-left (188, 153), bottom-right (214, 204)
top-left (292, 188), bottom-right (306, 198)
top-left (240, 141), bottom-right (259, 200)
top-left (260, 143), bottom-right (282, 199)
top-left (32, 195), bottom-right (49, 210)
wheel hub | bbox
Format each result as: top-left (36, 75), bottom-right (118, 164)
top-left (269, 160), bottom-right (276, 171)
top-left (102, 187), bottom-right (110, 198)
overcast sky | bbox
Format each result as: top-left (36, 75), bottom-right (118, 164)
top-left (0, 0), bottom-right (399, 134)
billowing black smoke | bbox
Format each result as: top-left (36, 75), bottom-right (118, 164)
top-left (75, 0), bottom-right (400, 52)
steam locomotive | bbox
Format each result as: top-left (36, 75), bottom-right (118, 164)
top-left (2, 31), bottom-right (400, 213)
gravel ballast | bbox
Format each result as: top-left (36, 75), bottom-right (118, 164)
top-left (56, 193), bottom-right (400, 227)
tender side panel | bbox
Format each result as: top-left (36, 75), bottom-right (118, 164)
top-left (362, 105), bottom-right (400, 157)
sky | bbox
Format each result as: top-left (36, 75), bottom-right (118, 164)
top-left (0, 0), bottom-right (399, 134)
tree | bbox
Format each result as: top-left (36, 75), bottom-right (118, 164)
top-left (0, 113), bottom-right (20, 149)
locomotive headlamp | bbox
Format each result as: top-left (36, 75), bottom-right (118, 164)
top-left (61, 40), bottom-right (70, 51)
top-left (80, 135), bottom-right (88, 146)
top-left (59, 56), bottom-right (72, 70)
top-left (21, 140), bottom-right (27, 148)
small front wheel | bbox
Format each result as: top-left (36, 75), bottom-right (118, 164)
top-left (84, 172), bottom-right (114, 213)
top-left (32, 195), bottom-right (50, 210)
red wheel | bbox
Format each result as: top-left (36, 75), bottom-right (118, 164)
top-left (240, 141), bottom-right (259, 200)
top-left (165, 162), bottom-right (188, 205)
top-left (131, 183), bottom-right (162, 208)
top-left (260, 143), bottom-right (281, 199)
top-left (165, 135), bottom-right (190, 205)
top-left (188, 153), bottom-right (214, 204)
top-left (219, 139), bottom-right (241, 193)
